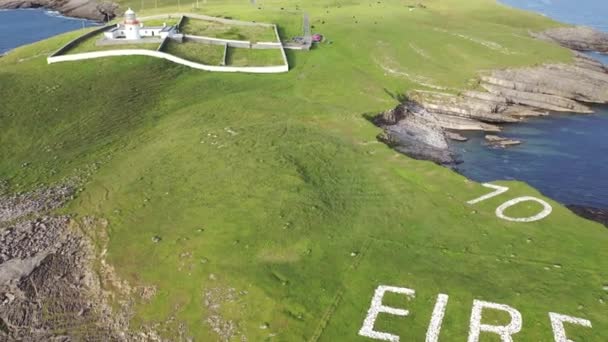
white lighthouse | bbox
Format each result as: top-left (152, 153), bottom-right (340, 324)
top-left (102, 8), bottom-right (180, 42)
top-left (123, 8), bottom-right (141, 40)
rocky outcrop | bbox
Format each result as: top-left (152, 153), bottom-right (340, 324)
top-left (0, 0), bottom-right (118, 21)
top-left (371, 28), bottom-right (608, 226)
top-left (0, 183), bottom-right (73, 223)
top-left (445, 131), bottom-right (468, 142)
top-left (532, 26), bottom-right (608, 53)
top-left (484, 135), bottom-right (521, 148)
top-left (374, 102), bottom-right (456, 164)
top-left (373, 53), bottom-right (608, 164)
top-left (0, 183), bottom-right (157, 340)
top-left (567, 205), bottom-right (608, 227)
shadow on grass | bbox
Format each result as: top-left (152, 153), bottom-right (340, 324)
top-left (284, 49), bottom-right (298, 70)
top-left (383, 88), bottom-right (408, 103)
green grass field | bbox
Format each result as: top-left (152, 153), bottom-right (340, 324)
top-left (143, 17), bottom-right (181, 27)
top-left (225, 46), bottom-right (284, 66)
top-left (163, 40), bottom-right (226, 65)
top-left (1, 0), bottom-right (606, 341)
top-left (180, 16), bottom-right (278, 42)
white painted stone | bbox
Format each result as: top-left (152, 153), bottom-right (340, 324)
top-left (549, 312), bottom-right (592, 342)
top-left (467, 183), bottom-right (510, 205)
top-left (467, 300), bottom-right (522, 342)
top-left (358, 285), bottom-right (416, 342)
top-left (495, 196), bottom-right (553, 222)
top-left (425, 294), bottom-right (449, 342)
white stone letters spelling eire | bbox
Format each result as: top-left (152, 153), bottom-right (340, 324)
top-left (358, 286), bottom-right (416, 342)
top-left (549, 312), bottom-right (592, 342)
top-left (425, 294), bottom-right (449, 342)
top-left (467, 300), bottom-right (522, 342)
top-left (359, 286), bottom-right (592, 341)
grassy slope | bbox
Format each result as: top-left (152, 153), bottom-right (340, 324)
top-left (1, 0), bottom-right (607, 341)
top-left (225, 46), bottom-right (284, 66)
top-left (164, 40), bottom-right (226, 65)
top-left (181, 16), bottom-right (278, 42)
top-left (66, 31), bottom-right (161, 54)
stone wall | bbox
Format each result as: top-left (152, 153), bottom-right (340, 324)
top-left (50, 25), bottom-right (113, 57)
top-left (47, 13), bottom-right (290, 73)
top-left (141, 13), bottom-right (275, 28)
top-left (47, 49), bottom-right (289, 74)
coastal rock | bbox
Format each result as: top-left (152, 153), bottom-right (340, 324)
top-left (0, 0), bottom-right (118, 21)
top-left (484, 135), bottom-right (522, 148)
top-left (533, 26), bottom-right (608, 53)
top-left (411, 91), bottom-right (520, 123)
top-left (567, 205), bottom-right (608, 227)
top-left (374, 102), bottom-right (456, 164)
top-left (481, 83), bottom-right (593, 113)
top-left (445, 131), bottom-right (468, 142)
top-left (374, 51), bottom-right (608, 165)
top-left (482, 60), bottom-right (608, 105)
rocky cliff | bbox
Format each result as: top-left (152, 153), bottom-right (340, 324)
top-left (533, 26), bottom-right (608, 53)
top-left (0, 182), bottom-right (160, 340)
top-left (375, 27), bottom-right (608, 165)
top-left (0, 0), bottom-right (117, 21)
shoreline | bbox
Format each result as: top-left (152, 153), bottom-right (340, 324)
top-left (374, 26), bottom-right (608, 226)
top-left (0, 0), bottom-right (116, 21)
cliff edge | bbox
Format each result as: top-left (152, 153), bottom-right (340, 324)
top-left (0, 0), bottom-right (117, 21)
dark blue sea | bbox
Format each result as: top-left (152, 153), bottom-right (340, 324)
top-left (454, 0), bottom-right (608, 208)
top-left (0, 9), bottom-right (97, 54)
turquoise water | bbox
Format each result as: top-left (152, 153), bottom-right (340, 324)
top-left (0, 9), bottom-right (97, 54)
top-left (456, 1), bottom-right (608, 208)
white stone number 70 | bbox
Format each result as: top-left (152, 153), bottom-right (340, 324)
top-left (467, 183), bottom-right (552, 222)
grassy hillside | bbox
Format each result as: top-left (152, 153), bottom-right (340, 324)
top-left (1, 0), bottom-right (607, 341)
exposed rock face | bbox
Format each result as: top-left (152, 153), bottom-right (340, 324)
top-left (533, 26), bottom-right (608, 53)
top-left (567, 205), bottom-right (608, 227)
top-left (0, 0), bottom-right (118, 21)
top-left (374, 54), bottom-right (608, 164)
top-left (0, 184), bottom-right (73, 223)
top-left (484, 135), bottom-right (521, 148)
top-left (0, 216), bottom-right (119, 340)
top-left (374, 102), bottom-right (456, 164)
top-left (0, 184), bottom-right (156, 341)
top-left (371, 28), bottom-right (608, 226)
top-left (445, 131), bottom-right (468, 142)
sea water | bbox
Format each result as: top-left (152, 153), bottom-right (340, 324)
top-left (0, 9), bottom-right (97, 54)
top-left (455, 0), bottom-right (608, 208)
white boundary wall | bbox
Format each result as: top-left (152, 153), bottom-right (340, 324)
top-left (47, 13), bottom-right (289, 74)
top-left (47, 49), bottom-right (288, 73)
top-left (141, 13), bottom-right (275, 28)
